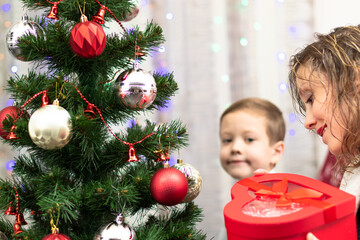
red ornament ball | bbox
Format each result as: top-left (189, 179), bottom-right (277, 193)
top-left (150, 167), bottom-right (188, 206)
top-left (42, 233), bottom-right (71, 240)
top-left (69, 20), bottom-right (106, 59)
top-left (0, 106), bottom-right (21, 139)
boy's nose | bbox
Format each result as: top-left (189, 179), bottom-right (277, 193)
top-left (231, 140), bottom-right (243, 153)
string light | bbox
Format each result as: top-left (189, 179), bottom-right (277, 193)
top-left (278, 82), bottom-right (288, 92)
top-left (166, 12), bottom-right (174, 20)
top-left (277, 52), bottom-right (286, 61)
top-left (211, 43), bottom-right (221, 53)
top-left (6, 99), bottom-right (14, 106)
top-left (159, 99), bottom-right (171, 112)
top-left (2, 3), bottom-right (11, 12)
top-left (158, 45), bottom-right (166, 53)
top-left (127, 119), bottom-right (137, 128)
top-left (241, 0), bottom-right (249, 7)
top-left (288, 113), bottom-right (297, 123)
top-left (6, 160), bottom-right (16, 171)
top-left (289, 26), bottom-right (297, 33)
top-left (4, 21), bottom-right (11, 27)
top-left (221, 74), bottom-right (229, 83)
top-left (253, 22), bottom-right (261, 31)
top-left (11, 66), bottom-right (18, 73)
top-left (289, 129), bottom-right (296, 136)
top-left (213, 16), bottom-right (223, 25)
top-left (240, 38), bottom-right (248, 46)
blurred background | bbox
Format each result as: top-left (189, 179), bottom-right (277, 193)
top-left (1, 0), bottom-right (360, 239)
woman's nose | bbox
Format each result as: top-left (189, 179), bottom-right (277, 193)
top-left (304, 112), bottom-right (316, 130)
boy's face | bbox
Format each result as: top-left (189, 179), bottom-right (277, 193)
top-left (219, 110), bottom-right (283, 180)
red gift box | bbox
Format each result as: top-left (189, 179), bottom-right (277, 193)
top-left (223, 173), bottom-right (357, 240)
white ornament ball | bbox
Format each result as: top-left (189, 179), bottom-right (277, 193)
top-left (115, 68), bottom-right (157, 109)
top-left (6, 14), bottom-right (44, 61)
top-left (28, 104), bottom-right (72, 150)
top-left (93, 215), bottom-right (136, 240)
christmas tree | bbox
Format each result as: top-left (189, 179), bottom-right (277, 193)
top-left (0, 0), bottom-right (205, 239)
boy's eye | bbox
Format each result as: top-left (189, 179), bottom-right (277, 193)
top-left (222, 138), bottom-right (232, 144)
top-left (245, 138), bottom-right (254, 143)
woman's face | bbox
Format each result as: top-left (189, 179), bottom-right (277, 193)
top-left (296, 66), bottom-right (345, 156)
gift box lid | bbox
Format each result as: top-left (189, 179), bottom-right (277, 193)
top-left (223, 173), bottom-right (356, 239)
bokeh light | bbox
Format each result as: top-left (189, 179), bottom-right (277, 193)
top-left (221, 74), bottom-right (229, 83)
top-left (4, 21), bottom-right (11, 28)
top-left (240, 38), bottom-right (248, 46)
top-left (241, 0), bottom-right (249, 7)
top-left (289, 25), bottom-right (297, 33)
top-left (214, 16), bottom-right (223, 25)
top-left (288, 113), bottom-right (297, 123)
top-left (6, 160), bottom-right (16, 171)
top-left (2, 4), bottom-right (11, 12)
top-left (11, 66), bottom-right (18, 73)
top-left (289, 129), bottom-right (296, 136)
top-left (158, 45), bottom-right (166, 53)
top-left (211, 43), bottom-right (221, 53)
top-left (253, 22), bottom-right (261, 31)
top-left (166, 12), bottom-right (174, 20)
top-left (278, 82), bottom-right (288, 92)
top-left (277, 52), bottom-right (286, 61)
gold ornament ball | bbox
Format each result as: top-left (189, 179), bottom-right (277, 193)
top-left (28, 104), bottom-right (72, 150)
top-left (0, 232), bottom-right (8, 240)
top-left (173, 160), bottom-right (203, 202)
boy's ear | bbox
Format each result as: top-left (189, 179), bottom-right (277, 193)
top-left (270, 141), bottom-right (285, 169)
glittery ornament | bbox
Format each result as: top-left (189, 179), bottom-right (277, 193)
top-left (0, 106), bottom-right (21, 139)
top-left (173, 159), bottom-right (202, 202)
top-left (69, 15), bottom-right (106, 58)
top-left (93, 214), bottom-right (136, 240)
top-left (150, 167), bottom-right (188, 206)
top-left (28, 100), bottom-right (72, 150)
top-left (6, 14), bottom-right (44, 61)
top-left (122, 0), bottom-right (141, 22)
top-left (114, 68), bottom-right (157, 109)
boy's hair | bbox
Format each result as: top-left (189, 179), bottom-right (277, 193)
top-left (220, 97), bottom-right (285, 145)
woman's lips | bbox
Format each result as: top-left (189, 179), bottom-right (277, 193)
top-left (317, 124), bottom-right (327, 137)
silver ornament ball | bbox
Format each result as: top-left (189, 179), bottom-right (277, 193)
top-left (28, 104), bottom-right (72, 150)
top-left (93, 215), bottom-right (136, 240)
top-left (122, 0), bottom-right (141, 21)
top-left (115, 68), bottom-right (157, 109)
top-left (6, 14), bottom-right (44, 61)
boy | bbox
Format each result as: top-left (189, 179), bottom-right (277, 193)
top-left (219, 97), bottom-right (285, 180)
